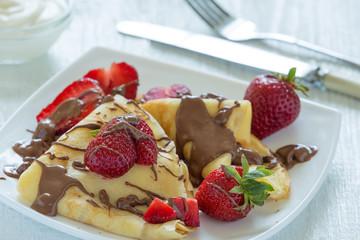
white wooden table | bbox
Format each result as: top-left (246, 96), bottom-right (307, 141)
top-left (1, 0), bottom-right (359, 239)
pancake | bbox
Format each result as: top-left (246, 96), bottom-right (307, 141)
top-left (140, 97), bottom-right (290, 199)
top-left (17, 95), bottom-right (195, 240)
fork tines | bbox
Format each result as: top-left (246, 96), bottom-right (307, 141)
top-left (185, 0), bottom-right (232, 29)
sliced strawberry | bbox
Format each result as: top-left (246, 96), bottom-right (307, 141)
top-left (83, 68), bottom-right (110, 94)
top-left (36, 78), bottom-right (104, 135)
top-left (108, 62), bottom-right (138, 99)
top-left (129, 118), bottom-right (157, 166)
top-left (169, 197), bottom-right (200, 227)
top-left (83, 62), bottom-right (139, 99)
top-left (142, 84), bottom-right (191, 101)
top-left (143, 198), bottom-right (178, 224)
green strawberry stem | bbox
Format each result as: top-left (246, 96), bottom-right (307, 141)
top-left (223, 158), bottom-right (274, 210)
top-left (275, 67), bottom-right (309, 96)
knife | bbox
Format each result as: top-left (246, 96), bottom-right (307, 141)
top-left (117, 21), bottom-right (360, 99)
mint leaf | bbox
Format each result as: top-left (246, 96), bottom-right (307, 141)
top-left (223, 165), bottom-right (242, 184)
top-left (247, 183), bottom-right (268, 196)
top-left (241, 157), bottom-right (249, 176)
top-left (90, 129), bottom-right (101, 137)
top-left (245, 170), bottom-right (266, 179)
top-left (230, 186), bottom-right (244, 194)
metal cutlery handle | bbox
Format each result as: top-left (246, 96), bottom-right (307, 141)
top-left (321, 71), bottom-right (360, 98)
top-left (256, 32), bottom-right (360, 68)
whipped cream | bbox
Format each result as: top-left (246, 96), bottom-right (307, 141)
top-left (0, 0), bottom-right (66, 28)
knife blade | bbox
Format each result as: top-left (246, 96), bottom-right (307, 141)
top-left (117, 21), bottom-right (360, 99)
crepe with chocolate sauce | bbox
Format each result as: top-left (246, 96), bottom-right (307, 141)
top-left (17, 95), bottom-right (195, 240)
top-left (141, 97), bottom-right (290, 199)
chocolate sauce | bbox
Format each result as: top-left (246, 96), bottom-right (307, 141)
top-left (8, 89), bottom-right (102, 178)
top-left (72, 161), bottom-right (89, 172)
top-left (0, 177), bottom-right (5, 180)
top-left (3, 162), bottom-right (32, 179)
top-left (235, 145), bottom-right (263, 166)
top-left (125, 181), bottom-right (166, 200)
top-left (213, 102), bottom-right (240, 126)
top-left (116, 194), bottom-right (152, 217)
top-left (112, 80), bottom-right (139, 97)
top-left (86, 199), bottom-right (100, 208)
top-left (101, 94), bottom-right (115, 104)
top-left (45, 152), bottom-right (69, 161)
top-left (175, 96), bottom-right (318, 187)
top-left (275, 144), bottom-right (318, 169)
top-left (31, 160), bottom-right (92, 216)
top-left (98, 189), bottom-right (151, 216)
top-left (159, 164), bottom-right (184, 180)
top-left (157, 137), bottom-right (172, 148)
top-left (200, 92), bottom-right (226, 108)
top-left (176, 96), bottom-right (238, 187)
top-left (151, 164), bottom-right (158, 181)
top-left (52, 142), bottom-right (86, 152)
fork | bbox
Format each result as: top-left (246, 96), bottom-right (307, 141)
top-left (185, 0), bottom-right (360, 68)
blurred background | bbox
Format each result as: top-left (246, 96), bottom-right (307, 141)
top-left (0, 0), bottom-right (359, 239)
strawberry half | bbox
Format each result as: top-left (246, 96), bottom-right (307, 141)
top-left (168, 197), bottom-right (200, 227)
top-left (84, 116), bottom-right (137, 178)
top-left (195, 159), bottom-right (274, 222)
top-left (85, 114), bottom-right (158, 178)
top-left (142, 84), bottom-right (191, 101)
top-left (143, 198), bottom-right (178, 224)
top-left (83, 62), bottom-right (139, 98)
top-left (36, 78), bottom-right (104, 135)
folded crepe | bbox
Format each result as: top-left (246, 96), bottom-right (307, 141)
top-left (17, 95), bottom-right (195, 240)
top-left (140, 96), bottom-right (290, 199)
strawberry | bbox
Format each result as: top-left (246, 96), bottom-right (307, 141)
top-left (129, 118), bottom-right (158, 166)
top-left (244, 68), bottom-right (309, 140)
top-left (142, 84), bottom-right (191, 101)
top-left (168, 197), bottom-right (200, 227)
top-left (83, 68), bottom-right (110, 94)
top-left (143, 198), bottom-right (178, 224)
top-left (195, 159), bottom-right (274, 222)
top-left (85, 114), bottom-right (157, 178)
top-left (84, 116), bottom-right (137, 178)
top-left (36, 78), bottom-right (104, 135)
top-left (84, 62), bottom-right (139, 98)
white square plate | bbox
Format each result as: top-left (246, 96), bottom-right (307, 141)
top-left (0, 47), bottom-right (341, 240)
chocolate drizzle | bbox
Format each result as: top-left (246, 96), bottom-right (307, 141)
top-left (86, 199), bottom-right (100, 208)
top-left (52, 142), bottom-right (86, 152)
top-left (176, 96), bottom-right (239, 187)
top-left (200, 92), bottom-right (226, 108)
top-left (175, 95), bottom-right (319, 187)
top-left (98, 189), bottom-right (152, 216)
top-left (7, 88), bottom-right (103, 179)
top-left (72, 161), bottom-right (89, 172)
top-left (45, 152), bottom-right (69, 161)
top-left (125, 181), bottom-right (166, 200)
top-left (159, 164), bottom-right (184, 180)
top-left (274, 144), bottom-right (318, 169)
top-left (214, 102), bottom-right (240, 126)
top-left (31, 160), bottom-right (92, 216)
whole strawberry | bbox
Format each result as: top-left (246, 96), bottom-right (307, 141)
top-left (195, 159), bottom-right (274, 222)
top-left (244, 68), bottom-right (308, 139)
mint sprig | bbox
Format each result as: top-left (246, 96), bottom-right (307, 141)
top-left (223, 158), bottom-right (274, 210)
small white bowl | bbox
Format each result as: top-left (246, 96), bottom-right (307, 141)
top-left (0, 0), bottom-right (73, 64)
